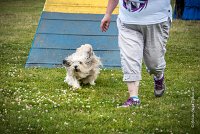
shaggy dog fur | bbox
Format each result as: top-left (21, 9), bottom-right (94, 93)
top-left (63, 44), bottom-right (102, 89)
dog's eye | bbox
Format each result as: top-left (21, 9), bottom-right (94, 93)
top-left (79, 61), bottom-right (82, 64)
top-left (86, 61), bottom-right (91, 65)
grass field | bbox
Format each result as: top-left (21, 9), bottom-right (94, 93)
top-left (0, 0), bottom-right (200, 133)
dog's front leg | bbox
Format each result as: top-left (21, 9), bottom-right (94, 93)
top-left (71, 78), bottom-right (81, 89)
top-left (64, 72), bottom-right (70, 83)
top-left (65, 73), bottom-right (80, 89)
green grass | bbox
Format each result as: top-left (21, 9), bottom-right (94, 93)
top-left (0, 0), bottom-right (200, 133)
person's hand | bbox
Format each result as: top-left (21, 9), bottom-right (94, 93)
top-left (100, 14), bottom-right (111, 32)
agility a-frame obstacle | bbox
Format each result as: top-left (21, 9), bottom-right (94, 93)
top-left (25, 0), bottom-right (120, 68)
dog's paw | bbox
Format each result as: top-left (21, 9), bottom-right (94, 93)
top-left (89, 81), bottom-right (96, 86)
top-left (71, 83), bottom-right (81, 89)
top-left (71, 86), bottom-right (81, 90)
top-left (64, 76), bottom-right (69, 83)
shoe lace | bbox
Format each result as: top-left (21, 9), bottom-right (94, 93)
top-left (155, 79), bottom-right (163, 90)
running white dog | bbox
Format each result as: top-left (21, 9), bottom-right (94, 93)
top-left (63, 44), bottom-right (102, 89)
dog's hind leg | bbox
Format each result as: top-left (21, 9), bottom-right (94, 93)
top-left (82, 75), bottom-right (96, 85)
top-left (89, 80), bottom-right (95, 85)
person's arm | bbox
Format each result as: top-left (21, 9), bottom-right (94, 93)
top-left (100, 0), bottom-right (119, 32)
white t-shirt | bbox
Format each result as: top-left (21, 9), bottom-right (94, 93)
top-left (118, 0), bottom-right (172, 24)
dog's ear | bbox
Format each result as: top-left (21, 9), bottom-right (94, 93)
top-left (86, 45), bottom-right (93, 58)
top-left (88, 47), bottom-right (93, 58)
top-left (63, 59), bottom-right (71, 67)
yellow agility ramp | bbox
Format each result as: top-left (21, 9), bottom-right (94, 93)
top-left (44, 0), bottom-right (119, 14)
top-left (26, 0), bottom-right (120, 68)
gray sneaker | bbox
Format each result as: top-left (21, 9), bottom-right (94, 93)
top-left (154, 75), bottom-right (166, 97)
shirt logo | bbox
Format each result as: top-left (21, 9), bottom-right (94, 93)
top-left (123, 0), bottom-right (148, 12)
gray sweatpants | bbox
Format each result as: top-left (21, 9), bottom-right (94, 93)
top-left (117, 18), bottom-right (171, 82)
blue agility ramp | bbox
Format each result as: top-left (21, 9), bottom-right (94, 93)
top-left (26, 0), bottom-right (120, 68)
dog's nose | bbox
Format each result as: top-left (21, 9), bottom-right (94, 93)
top-left (63, 60), bottom-right (67, 64)
top-left (74, 65), bottom-right (78, 69)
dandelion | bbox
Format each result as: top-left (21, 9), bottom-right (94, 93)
top-left (113, 119), bottom-right (117, 122)
top-left (64, 122), bottom-right (69, 125)
top-left (63, 90), bottom-right (67, 94)
top-left (86, 105), bottom-right (91, 108)
top-left (26, 105), bottom-right (33, 110)
top-left (4, 109), bottom-right (8, 114)
top-left (132, 112), bottom-right (136, 115)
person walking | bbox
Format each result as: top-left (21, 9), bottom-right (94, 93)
top-left (100, 0), bottom-right (172, 107)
